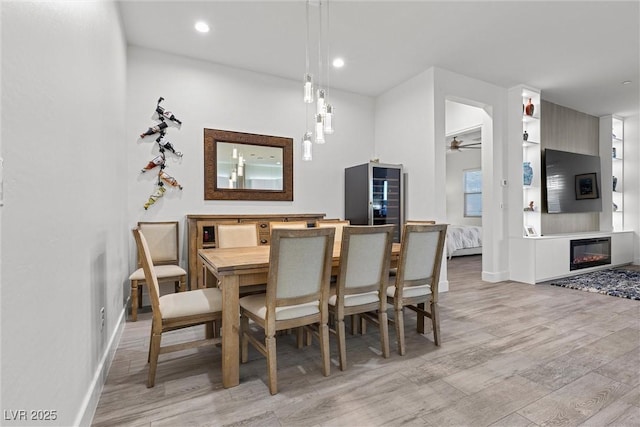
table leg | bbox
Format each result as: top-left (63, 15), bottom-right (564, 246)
top-left (220, 275), bottom-right (240, 388)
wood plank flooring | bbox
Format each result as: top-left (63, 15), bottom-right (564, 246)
top-left (92, 256), bottom-right (640, 426)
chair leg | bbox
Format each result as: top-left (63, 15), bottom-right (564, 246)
top-left (131, 280), bottom-right (139, 321)
top-left (266, 334), bottom-right (277, 395)
top-left (138, 284), bottom-right (144, 308)
top-left (395, 307), bottom-right (405, 356)
top-left (378, 310), bottom-right (390, 358)
top-left (296, 327), bottom-right (304, 349)
top-left (417, 302), bottom-right (426, 334)
top-left (241, 315), bottom-right (249, 363)
top-left (431, 301), bottom-right (441, 346)
top-left (350, 315), bottom-right (359, 335)
top-left (147, 325), bottom-right (154, 363)
top-left (319, 322), bottom-right (331, 377)
top-left (147, 331), bottom-right (162, 388)
top-left (337, 318), bottom-right (347, 371)
top-left (360, 316), bottom-right (368, 335)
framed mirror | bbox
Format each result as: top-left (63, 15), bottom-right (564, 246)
top-left (204, 129), bottom-right (293, 201)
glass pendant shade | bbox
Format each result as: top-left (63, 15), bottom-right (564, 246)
top-left (315, 114), bottom-right (325, 144)
top-left (238, 163), bottom-right (244, 177)
top-left (231, 169), bottom-right (237, 182)
top-left (316, 89), bottom-right (326, 116)
top-left (304, 74), bottom-right (314, 103)
top-left (323, 104), bottom-right (334, 134)
top-left (228, 177), bottom-right (233, 188)
top-left (232, 148), bottom-right (238, 159)
top-left (302, 132), bottom-right (313, 161)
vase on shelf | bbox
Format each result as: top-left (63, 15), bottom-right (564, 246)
top-left (613, 176), bottom-right (617, 191)
top-left (612, 147), bottom-right (617, 158)
top-left (613, 202), bottom-right (618, 212)
top-left (524, 98), bottom-right (535, 116)
top-left (523, 130), bottom-right (529, 141)
top-left (523, 162), bottom-right (533, 186)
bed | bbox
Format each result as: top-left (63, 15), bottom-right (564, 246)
top-left (446, 225), bottom-right (482, 258)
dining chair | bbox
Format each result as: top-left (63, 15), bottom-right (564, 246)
top-left (269, 220), bottom-right (308, 233)
top-left (132, 227), bottom-right (223, 388)
top-left (239, 227), bottom-right (335, 394)
top-left (315, 219), bottom-right (350, 245)
top-left (329, 225), bottom-right (394, 370)
top-left (129, 221), bottom-right (187, 321)
top-left (216, 223), bottom-right (259, 248)
top-left (216, 223), bottom-right (265, 297)
top-left (387, 223), bottom-right (447, 355)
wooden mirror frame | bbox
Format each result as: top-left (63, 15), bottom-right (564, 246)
top-left (204, 128), bottom-right (293, 201)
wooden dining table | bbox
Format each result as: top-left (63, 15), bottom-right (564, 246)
top-left (199, 242), bottom-right (401, 388)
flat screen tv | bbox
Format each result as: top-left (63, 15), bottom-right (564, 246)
top-left (543, 149), bottom-right (602, 214)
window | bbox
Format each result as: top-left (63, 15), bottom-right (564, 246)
top-left (464, 169), bottom-right (482, 217)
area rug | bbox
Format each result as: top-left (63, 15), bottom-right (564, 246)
top-left (549, 269), bottom-right (640, 301)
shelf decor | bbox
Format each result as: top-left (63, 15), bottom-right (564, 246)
top-left (139, 97), bottom-right (184, 210)
top-left (524, 98), bottom-right (535, 116)
top-left (523, 162), bottom-right (533, 186)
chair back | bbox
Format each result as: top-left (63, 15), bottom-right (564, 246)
top-left (269, 221), bottom-right (308, 233)
top-left (337, 225), bottom-right (394, 299)
top-left (315, 219), bottom-right (350, 245)
top-left (266, 228), bottom-right (335, 320)
top-left (396, 223), bottom-right (447, 299)
top-left (217, 223), bottom-right (259, 248)
top-left (137, 221), bottom-right (180, 266)
top-left (403, 220), bottom-right (436, 239)
top-left (132, 228), bottom-right (162, 317)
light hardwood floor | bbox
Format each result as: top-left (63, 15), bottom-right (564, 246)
top-left (93, 256), bottom-right (640, 426)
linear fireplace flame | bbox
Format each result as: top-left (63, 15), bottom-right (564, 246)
top-left (570, 237), bottom-right (611, 271)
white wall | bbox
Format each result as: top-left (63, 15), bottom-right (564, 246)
top-left (127, 47), bottom-right (375, 269)
top-left (375, 67), bottom-right (508, 283)
top-left (1, 2), bottom-right (128, 426)
top-left (623, 113), bottom-right (640, 264)
top-left (374, 69), bottom-right (436, 220)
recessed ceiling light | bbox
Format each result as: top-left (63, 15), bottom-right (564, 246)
top-left (195, 21), bottom-right (210, 33)
top-left (332, 58), bottom-right (345, 68)
top-left (622, 80), bottom-right (632, 85)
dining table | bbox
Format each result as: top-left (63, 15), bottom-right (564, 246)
top-left (199, 242), bottom-right (401, 388)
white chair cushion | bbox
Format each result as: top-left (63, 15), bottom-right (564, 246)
top-left (328, 291), bottom-right (378, 307)
top-left (159, 288), bottom-right (222, 319)
top-left (387, 284), bottom-right (431, 299)
top-left (129, 264), bottom-right (186, 281)
top-left (240, 294), bottom-right (320, 321)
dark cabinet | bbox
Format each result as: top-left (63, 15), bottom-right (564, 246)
top-left (345, 163), bottom-right (404, 242)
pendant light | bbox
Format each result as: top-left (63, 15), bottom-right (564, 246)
top-left (302, 131), bottom-right (313, 161)
top-left (302, 0), bottom-right (335, 154)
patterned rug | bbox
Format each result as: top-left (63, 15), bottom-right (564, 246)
top-left (549, 269), bottom-right (640, 300)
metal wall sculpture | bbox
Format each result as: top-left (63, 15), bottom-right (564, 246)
top-left (139, 97), bottom-right (183, 209)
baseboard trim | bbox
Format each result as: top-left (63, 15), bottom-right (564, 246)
top-left (482, 270), bottom-right (509, 283)
top-left (73, 303), bottom-right (126, 426)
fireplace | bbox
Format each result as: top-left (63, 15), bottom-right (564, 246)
top-left (570, 237), bottom-right (611, 271)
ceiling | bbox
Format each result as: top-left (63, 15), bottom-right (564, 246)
top-left (119, 1), bottom-right (640, 118)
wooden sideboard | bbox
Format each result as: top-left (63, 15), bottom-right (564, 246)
top-left (186, 213), bottom-right (325, 289)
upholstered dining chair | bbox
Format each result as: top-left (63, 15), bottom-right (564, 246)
top-left (329, 225), bottom-right (394, 370)
top-left (239, 227), bottom-right (335, 395)
top-left (132, 227), bottom-right (223, 388)
top-left (387, 223), bottom-right (447, 355)
top-left (269, 220), bottom-right (308, 233)
top-left (216, 223), bottom-right (259, 248)
top-left (315, 219), bottom-right (350, 246)
top-left (129, 221), bottom-right (187, 321)
top-left (216, 223), bottom-right (264, 297)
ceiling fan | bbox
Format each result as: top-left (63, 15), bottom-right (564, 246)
top-left (447, 136), bottom-right (482, 152)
